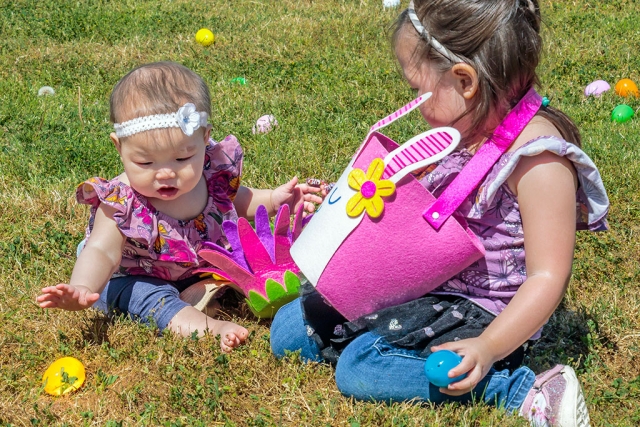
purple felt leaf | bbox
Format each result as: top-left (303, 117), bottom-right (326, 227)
top-left (254, 205), bottom-right (275, 262)
top-left (197, 249), bottom-right (256, 292)
top-left (221, 220), bottom-right (249, 270)
top-left (191, 266), bottom-right (233, 282)
top-left (291, 204), bottom-right (305, 241)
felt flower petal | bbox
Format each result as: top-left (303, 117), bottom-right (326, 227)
top-left (348, 168), bottom-right (366, 190)
top-left (376, 180), bottom-right (396, 197)
top-left (365, 196), bottom-right (385, 218)
top-left (346, 192), bottom-right (366, 217)
top-left (366, 158), bottom-right (385, 181)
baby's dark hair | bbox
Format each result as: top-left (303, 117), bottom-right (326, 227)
top-left (110, 61), bottom-right (211, 125)
top-left (393, 0), bottom-right (581, 146)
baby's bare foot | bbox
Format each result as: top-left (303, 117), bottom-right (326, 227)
top-left (167, 307), bottom-right (247, 349)
top-left (213, 321), bottom-right (249, 352)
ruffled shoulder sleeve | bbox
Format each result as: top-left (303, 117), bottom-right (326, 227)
top-left (473, 136), bottom-right (609, 231)
top-left (76, 177), bottom-right (134, 214)
top-left (76, 176), bottom-right (142, 234)
top-left (204, 135), bottom-right (244, 209)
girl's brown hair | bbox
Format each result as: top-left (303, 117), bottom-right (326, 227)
top-left (393, 0), bottom-right (581, 146)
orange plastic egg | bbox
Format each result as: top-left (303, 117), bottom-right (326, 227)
top-left (614, 79), bottom-right (639, 98)
top-left (42, 357), bottom-right (86, 396)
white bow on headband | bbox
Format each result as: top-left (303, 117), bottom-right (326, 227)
top-left (113, 103), bottom-right (209, 138)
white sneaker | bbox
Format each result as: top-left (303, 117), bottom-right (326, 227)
top-left (520, 364), bottom-right (591, 427)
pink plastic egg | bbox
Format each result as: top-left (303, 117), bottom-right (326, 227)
top-left (252, 115), bottom-right (278, 135)
top-left (584, 80), bottom-right (610, 97)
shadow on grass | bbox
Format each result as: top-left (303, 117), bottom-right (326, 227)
top-left (525, 303), bottom-right (607, 373)
top-left (80, 311), bottom-right (112, 345)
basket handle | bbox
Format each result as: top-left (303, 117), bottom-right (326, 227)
top-left (423, 88), bottom-right (542, 229)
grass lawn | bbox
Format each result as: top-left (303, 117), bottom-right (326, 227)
top-left (1, 0), bottom-right (639, 425)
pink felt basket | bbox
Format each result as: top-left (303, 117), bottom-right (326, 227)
top-left (314, 131), bottom-right (485, 320)
top-left (291, 89), bottom-right (542, 321)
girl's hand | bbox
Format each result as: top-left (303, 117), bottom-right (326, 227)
top-left (37, 283), bottom-right (100, 311)
top-left (271, 176), bottom-right (325, 215)
top-left (430, 337), bottom-right (497, 396)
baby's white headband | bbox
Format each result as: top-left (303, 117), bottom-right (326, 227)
top-left (407, 1), bottom-right (464, 63)
top-left (113, 103), bottom-right (209, 138)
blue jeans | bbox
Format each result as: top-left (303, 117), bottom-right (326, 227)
top-left (93, 275), bottom-right (189, 331)
top-left (79, 240), bottom-right (190, 330)
top-left (270, 298), bottom-right (535, 409)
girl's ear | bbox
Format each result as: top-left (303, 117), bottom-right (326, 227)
top-left (451, 63), bottom-right (479, 100)
top-left (110, 132), bottom-right (122, 154)
top-left (203, 124), bottom-right (212, 144)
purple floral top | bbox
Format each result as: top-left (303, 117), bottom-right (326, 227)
top-left (76, 136), bottom-right (243, 282)
top-left (420, 136), bottom-right (609, 339)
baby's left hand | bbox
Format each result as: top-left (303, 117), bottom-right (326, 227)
top-left (271, 176), bottom-right (325, 215)
top-left (430, 337), bottom-right (497, 396)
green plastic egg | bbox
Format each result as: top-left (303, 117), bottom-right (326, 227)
top-left (611, 105), bottom-right (634, 123)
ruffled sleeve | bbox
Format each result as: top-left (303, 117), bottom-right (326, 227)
top-left (471, 136), bottom-right (609, 231)
top-left (76, 177), bottom-right (135, 228)
top-left (203, 135), bottom-right (244, 213)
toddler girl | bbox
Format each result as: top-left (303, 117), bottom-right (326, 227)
top-left (37, 61), bottom-right (323, 352)
top-left (270, 1), bottom-right (607, 425)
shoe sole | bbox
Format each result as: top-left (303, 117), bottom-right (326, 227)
top-left (558, 366), bottom-right (591, 427)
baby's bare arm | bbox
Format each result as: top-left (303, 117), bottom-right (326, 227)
top-left (233, 178), bottom-right (324, 220)
top-left (37, 204), bottom-right (125, 311)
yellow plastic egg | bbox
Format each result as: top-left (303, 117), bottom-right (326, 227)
top-left (42, 357), bottom-right (86, 396)
top-left (614, 79), bottom-right (639, 98)
top-left (195, 28), bottom-right (215, 47)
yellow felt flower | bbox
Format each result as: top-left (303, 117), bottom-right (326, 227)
top-left (346, 158), bottom-right (396, 218)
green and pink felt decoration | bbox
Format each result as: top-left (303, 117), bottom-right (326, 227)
top-left (196, 204), bottom-right (306, 318)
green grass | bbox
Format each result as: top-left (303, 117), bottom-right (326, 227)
top-left (1, 0), bottom-right (639, 425)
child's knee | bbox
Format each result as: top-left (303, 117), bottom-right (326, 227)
top-left (335, 355), bottom-right (378, 400)
top-left (270, 299), bottom-right (324, 361)
top-left (270, 299), bottom-right (304, 357)
top-left (334, 335), bottom-right (381, 400)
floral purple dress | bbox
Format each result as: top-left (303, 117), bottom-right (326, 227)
top-left (423, 136), bottom-right (609, 338)
top-left (76, 136), bottom-right (243, 282)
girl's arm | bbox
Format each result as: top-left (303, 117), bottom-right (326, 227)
top-left (233, 177), bottom-right (324, 220)
top-left (437, 151), bottom-right (578, 394)
top-left (37, 204), bottom-right (125, 311)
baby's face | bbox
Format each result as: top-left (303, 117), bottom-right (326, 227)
top-left (114, 127), bottom-right (209, 202)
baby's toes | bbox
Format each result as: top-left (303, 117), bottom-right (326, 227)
top-left (221, 333), bottom-right (240, 350)
top-left (236, 326), bottom-right (249, 341)
top-left (222, 333), bottom-right (235, 346)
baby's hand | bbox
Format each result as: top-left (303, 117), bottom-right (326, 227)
top-left (271, 176), bottom-right (325, 215)
top-left (37, 283), bottom-right (100, 311)
top-left (430, 337), bottom-right (496, 396)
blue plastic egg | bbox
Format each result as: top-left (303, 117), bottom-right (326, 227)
top-left (424, 350), bottom-right (467, 388)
